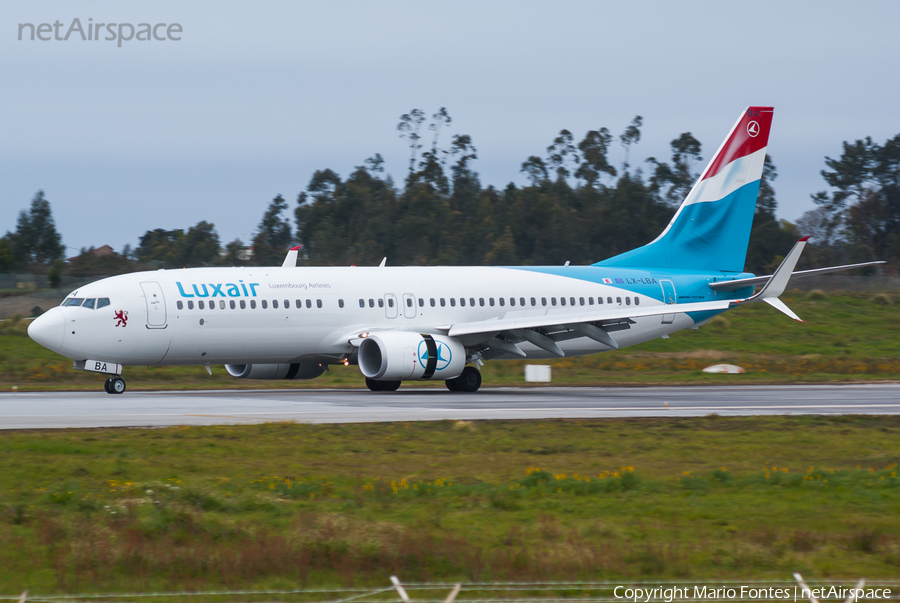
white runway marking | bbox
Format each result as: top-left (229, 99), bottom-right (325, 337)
top-left (1, 384), bottom-right (899, 428)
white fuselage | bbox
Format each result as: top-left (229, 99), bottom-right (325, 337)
top-left (31, 265), bottom-right (703, 367)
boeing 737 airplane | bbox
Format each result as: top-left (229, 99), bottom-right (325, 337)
top-left (28, 107), bottom-right (882, 394)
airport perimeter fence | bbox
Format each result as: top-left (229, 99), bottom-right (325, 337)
top-left (0, 273), bottom-right (99, 294)
top-left (2, 580), bottom-right (899, 603)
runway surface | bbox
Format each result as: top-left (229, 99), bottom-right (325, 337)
top-left (0, 384), bottom-right (899, 429)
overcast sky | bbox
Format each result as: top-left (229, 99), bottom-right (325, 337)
top-left (2, 0), bottom-right (898, 257)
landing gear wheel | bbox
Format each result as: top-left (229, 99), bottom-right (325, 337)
top-left (380, 380), bottom-right (401, 392)
top-left (445, 378), bottom-right (460, 392)
top-left (109, 377), bottom-right (126, 395)
top-left (457, 366), bottom-right (482, 393)
top-left (365, 378), bottom-right (383, 392)
top-left (103, 378), bottom-right (113, 394)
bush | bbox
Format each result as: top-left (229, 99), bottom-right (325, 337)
top-left (870, 293), bottom-right (892, 306)
top-left (807, 289), bottom-right (827, 300)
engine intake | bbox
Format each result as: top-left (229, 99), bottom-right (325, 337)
top-left (225, 362), bottom-right (326, 380)
top-left (358, 332), bottom-right (465, 381)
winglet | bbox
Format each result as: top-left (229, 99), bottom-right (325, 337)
top-left (281, 246), bottom-right (301, 268)
top-left (754, 237), bottom-right (809, 300)
top-left (736, 237), bottom-right (809, 321)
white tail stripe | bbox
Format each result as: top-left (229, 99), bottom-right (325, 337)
top-left (650, 146), bottom-right (766, 243)
top-left (692, 147), bottom-right (767, 205)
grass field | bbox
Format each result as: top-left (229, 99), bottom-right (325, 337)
top-left (1, 291), bottom-right (898, 391)
top-left (1, 417), bottom-right (899, 592)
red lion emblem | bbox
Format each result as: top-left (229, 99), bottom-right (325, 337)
top-left (114, 310), bottom-right (128, 327)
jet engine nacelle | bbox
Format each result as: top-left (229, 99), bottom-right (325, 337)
top-left (358, 332), bottom-right (466, 381)
top-left (225, 362), bottom-right (326, 380)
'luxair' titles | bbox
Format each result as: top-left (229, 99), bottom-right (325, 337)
top-left (176, 281), bottom-right (261, 298)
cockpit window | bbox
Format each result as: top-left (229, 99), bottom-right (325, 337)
top-left (63, 298), bottom-right (84, 306)
top-left (97, 298), bottom-right (110, 309)
top-left (83, 299), bottom-right (96, 309)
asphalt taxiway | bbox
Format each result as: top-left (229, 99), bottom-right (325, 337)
top-left (0, 384), bottom-right (898, 429)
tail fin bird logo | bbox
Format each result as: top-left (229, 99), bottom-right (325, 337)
top-left (114, 310), bottom-right (128, 327)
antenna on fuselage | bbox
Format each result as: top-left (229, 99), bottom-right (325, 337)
top-left (379, 257), bottom-right (387, 268)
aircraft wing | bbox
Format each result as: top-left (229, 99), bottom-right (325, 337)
top-left (442, 299), bottom-right (733, 357)
top-left (709, 261), bottom-right (885, 291)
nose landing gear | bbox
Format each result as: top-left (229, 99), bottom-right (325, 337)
top-left (104, 376), bottom-right (127, 394)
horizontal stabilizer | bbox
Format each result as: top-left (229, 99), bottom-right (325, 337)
top-left (710, 260), bottom-right (886, 291)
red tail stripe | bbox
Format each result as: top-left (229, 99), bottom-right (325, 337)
top-left (701, 107), bottom-right (774, 182)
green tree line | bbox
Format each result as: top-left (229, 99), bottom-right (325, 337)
top-left (2, 109), bottom-right (897, 279)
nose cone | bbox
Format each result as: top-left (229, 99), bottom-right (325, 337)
top-left (28, 307), bottom-right (65, 352)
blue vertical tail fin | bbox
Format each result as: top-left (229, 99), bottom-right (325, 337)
top-left (594, 107), bottom-right (774, 273)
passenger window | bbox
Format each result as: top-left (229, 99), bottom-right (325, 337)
top-left (230, 300), bottom-right (236, 309)
top-left (419, 298), bottom-right (424, 307)
top-left (406, 298), bottom-right (412, 307)
top-left (338, 299), bottom-right (344, 308)
top-left (387, 298), bottom-right (393, 308)
top-left (470, 298), bottom-right (475, 306)
top-left (450, 298), bottom-right (456, 307)
top-left (570, 297), bottom-right (576, 306)
top-left (97, 298), bottom-right (110, 309)
top-left (296, 299), bottom-right (302, 309)
top-left (607, 297), bottom-right (613, 304)
top-left (440, 298), bottom-right (446, 307)
top-left (220, 300), bottom-right (225, 309)
top-left (588, 297), bottom-right (594, 305)
top-left (284, 299), bottom-right (289, 308)
top-left (274, 300), bottom-right (279, 309)
top-left (188, 300), bottom-right (194, 310)
top-left (317, 299), bottom-right (323, 308)
top-left (551, 297), bottom-right (557, 306)
top-left (240, 300), bottom-right (246, 309)
top-left (251, 300), bottom-right (257, 309)
top-left (499, 298), bottom-right (505, 306)
top-left (261, 300), bottom-right (267, 309)
top-left (598, 297), bottom-right (603, 304)
top-left (635, 296), bottom-right (640, 305)
top-left (177, 301), bottom-right (183, 310)
top-left (489, 298), bottom-right (495, 306)
top-left (626, 297), bottom-right (631, 305)
top-left (430, 298), bottom-right (436, 307)
top-left (509, 298), bottom-right (515, 307)
top-left (542, 297), bottom-right (547, 306)
top-left (378, 299), bottom-right (384, 308)
top-left (359, 299), bottom-right (365, 308)
top-left (459, 298), bottom-right (465, 307)
top-left (479, 298), bottom-right (485, 306)
top-left (208, 301), bottom-right (214, 311)
top-left (579, 297), bottom-right (585, 306)
top-left (531, 297), bottom-right (536, 306)
top-left (520, 297), bottom-right (526, 306)
top-left (199, 300), bottom-right (205, 310)
top-left (83, 299), bottom-right (96, 309)
top-left (307, 299), bottom-right (313, 308)
top-left (616, 297), bottom-right (622, 304)
top-left (369, 299), bottom-right (375, 308)
top-left (560, 297), bottom-right (566, 306)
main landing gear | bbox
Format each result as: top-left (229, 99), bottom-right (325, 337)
top-left (365, 378), bottom-right (401, 392)
top-left (104, 376), bottom-right (126, 395)
top-left (446, 366), bottom-right (482, 393)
